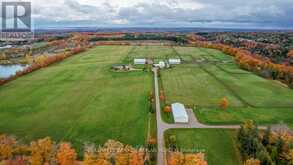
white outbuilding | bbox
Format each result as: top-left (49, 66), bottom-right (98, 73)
top-left (153, 61), bottom-right (166, 69)
top-left (171, 103), bottom-right (189, 123)
top-left (134, 59), bottom-right (146, 65)
top-left (168, 59), bottom-right (181, 65)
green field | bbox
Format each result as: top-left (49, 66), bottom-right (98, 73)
top-left (0, 46), bottom-right (152, 152)
top-left (124, 45), bottom-right (181, 63)
top-left (161, 47), bottom-right (293, 126)
top-left (165, 129), bottom-right (242, 165)
top-left (1, 44), bottom-right (293, 164)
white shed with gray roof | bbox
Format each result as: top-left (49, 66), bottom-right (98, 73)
top-left (171, 103), bottom-right (189, 123)
top-left (134, 59), bottom-right (146, 65)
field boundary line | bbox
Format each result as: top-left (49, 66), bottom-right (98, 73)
top-left (199, 65), bottom-right (254, 108)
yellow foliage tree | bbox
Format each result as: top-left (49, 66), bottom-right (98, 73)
top-left (115, 152), bottom-right (129, 165)
top-left (184, 153), bottom-right (207, 165)
top-left (34, 55), bottom-right (48, 67)
top-left (0, 134), bottom-right (16, 160)
top-left (168, 152), bottom-right (207, 165)
top-left (30, 137), bottom-right (55, 165)
top-left (244, 158), bottom-right (261, 165)
top-left (286, 149), bottom-right (293, 164)
top-left (83, 152), bottom-right (97, 165)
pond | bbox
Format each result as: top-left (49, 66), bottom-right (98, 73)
top-left (0, 64), bottom-right (28, 79)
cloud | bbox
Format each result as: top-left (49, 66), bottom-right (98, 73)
top-left (30, 0), bottom-right (293, 28)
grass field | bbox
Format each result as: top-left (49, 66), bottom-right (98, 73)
top-left (195, 107), bottom-right (293, 125)
top-left (161, 65), bottom-right (243, 107)
top-left (0, 46), bottom-right (152, 152)
top-left (161, 47), bottom-right (293, 126)
top-left (1, 45), bottom-right (293, 164)
top-left (124, 45), bottom-right (181, 63)
top-left (165, 129), bottom-right (242, 165)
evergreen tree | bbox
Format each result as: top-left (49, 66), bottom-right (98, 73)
top-left (262, 127), bottom-right (271, 147)
top-left (238, 120), bottom-right (260, 159)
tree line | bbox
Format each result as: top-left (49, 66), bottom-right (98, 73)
top-left (0, 46), bottom-right (87, 86)
top-left (238, 121), bottom-right (293, 165)
top-left (0, 135), bottom-right (149, 165)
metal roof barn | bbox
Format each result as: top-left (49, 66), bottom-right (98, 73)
top-left (171, 103), bottom-right (189, 123)
top-left (168, 59), bottom-right (181, 64)
top-left (134, 59), bottom-right (146, 65)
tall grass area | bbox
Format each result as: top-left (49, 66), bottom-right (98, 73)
top-left (0, 46), bottom-right (152, 153)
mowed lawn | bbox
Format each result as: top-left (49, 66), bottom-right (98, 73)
top-left (161, 65), bottom-right (243, 107)
top-left (0, 46), bottom-right (152, 152)
top-left (161, 47), bottom-right (293, 125)
top-left (165, 129), bottom-right (242, 165)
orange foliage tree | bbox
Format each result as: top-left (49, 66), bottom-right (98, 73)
top-left (160, 90), bottom-right (166, 101)
top-left (219, 97), bottom-right (229, 110)
top-left (244, 158), bottom-right (261, 165)
top-left (167, 152), bottom-right (208, 165)
top-left (56, 143), bottom-right (77, 165)
top-left (164, 106), bottom-right (172, 113)
top-left (148, 138), bottom-right (157, 145)
top-left (0, 134), bottom-right (149, 164)
top-left (288, 50), bottom-right (293, 58)
top-left (160, 95), bottom-right (165, 101)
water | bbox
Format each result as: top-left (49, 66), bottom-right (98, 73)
top-left (0, 64), bottom-right (28, 79)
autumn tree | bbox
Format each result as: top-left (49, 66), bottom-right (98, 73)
top-left (286, 149), bottom-right (293, 164)
top-left (167, 152), bottom-right (184, 165)
top-left (83, 152), bottom-right (97, 165)
top-left (244, 158), bottom-right (261, 165)
top-left (237, 120), bottom-right (260, 159)
top-left (164, 106), bottom-right (172, 113)
top-left (56, 143), bottom-right (76, 165)
top-left (83, 144), bottom-right (97, 165)
top-left (219, 97), bottom-right (229, 110)
top-left (34, 55), bottom-right (48, 67)
top-left (30, 137), bottom-right (55, 165)
top-left (183, 153), bottom-right (207, 165)
top-left (287, 50), bottom-right (293, 58)
top-left (159, 95), bottom-right (165, 101)
top-left (0, 134), bottom-right (16, 160)
top-left (160, 90), bottom-right (166, 101)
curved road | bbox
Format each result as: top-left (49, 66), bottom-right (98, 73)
top-left (152, 68), bottom-right (267, 165)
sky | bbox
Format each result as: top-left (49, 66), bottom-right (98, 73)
top-left (26, 0), bottom-right (293, 29)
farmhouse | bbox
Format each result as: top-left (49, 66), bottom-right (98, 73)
top-left (111, 64), bottom-right (130, 71)
top-left (171, 103), bottom-right (189, 123)
top-left (168, 58), bottom-right (181, 65)
top-left (134, 59), bottom-right (146, 65)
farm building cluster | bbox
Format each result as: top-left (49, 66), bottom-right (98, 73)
top-left (133, 58), bottom-right (181, 69)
